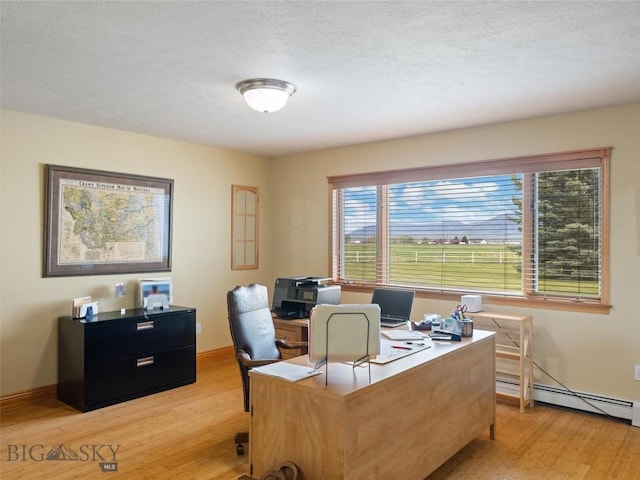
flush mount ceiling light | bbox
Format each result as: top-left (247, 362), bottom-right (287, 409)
top-left (235, 78), bottom-right (297, 113)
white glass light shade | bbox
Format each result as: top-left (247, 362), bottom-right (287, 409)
top-left (242, 88), bottom-right (290, 113)
top-left (236, 78), bottom-right (297, 113)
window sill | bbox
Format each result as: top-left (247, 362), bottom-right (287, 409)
top-left (338, 283), bottom-right (612, 315)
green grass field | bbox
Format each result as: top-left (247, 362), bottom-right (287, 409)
top-left (343, 243), bottom-right (599, 296)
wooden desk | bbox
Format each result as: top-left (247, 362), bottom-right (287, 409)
top-left (249, 330), bottom-right (496, 480)
top-left (273, 317), bottom-right (308, 359)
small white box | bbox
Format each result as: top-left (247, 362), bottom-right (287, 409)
top-left (461, 295), bottom-right (482, 312)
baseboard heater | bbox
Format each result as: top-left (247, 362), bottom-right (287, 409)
top-left (496, 379), bottom-right (638, 425)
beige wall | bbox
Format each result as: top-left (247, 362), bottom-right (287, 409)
top-left (270, 104), bottom-right (640, 401)
top-left (2, 105), bottom-right (639, 403)
top-left (0, 109), bottom-right (273, 396)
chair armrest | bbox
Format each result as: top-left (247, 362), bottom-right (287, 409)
top-left (276, 339), bottom-right (308, 349)
top-left (237, 351), bottom-right (281, 369)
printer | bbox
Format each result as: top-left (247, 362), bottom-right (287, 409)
top-left (272, 276), bottom-right (341, 319)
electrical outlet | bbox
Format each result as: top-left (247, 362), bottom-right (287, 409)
top-left (635, 365), bottom-right (640, 381)
top-left (196, 323), bottom-right (202, 335)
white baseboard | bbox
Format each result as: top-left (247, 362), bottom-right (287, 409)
top-left (496, 379), bottom-right (636, 425)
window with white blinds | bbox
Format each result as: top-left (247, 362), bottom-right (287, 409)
top-left (329, 148), bottom-right (610, 312)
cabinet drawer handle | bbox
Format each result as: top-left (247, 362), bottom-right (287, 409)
top-left (137, 321), bottom-right (154, 331)
top-left (136, 356), bottom-right (155, 367)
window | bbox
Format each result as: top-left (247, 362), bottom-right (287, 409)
top-left (329, 148), bottom-right (611, 313)
top-left (231, 185), bottom-right (259, 270)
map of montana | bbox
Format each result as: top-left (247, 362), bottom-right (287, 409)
top-left (59, 179), bottom-right (167, 264)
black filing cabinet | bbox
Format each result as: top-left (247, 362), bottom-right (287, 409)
top-left (58, 306), bottom-right (196, 412)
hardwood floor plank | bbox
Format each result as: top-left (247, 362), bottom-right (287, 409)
top-left (2, 351), bottom-right (639, 480)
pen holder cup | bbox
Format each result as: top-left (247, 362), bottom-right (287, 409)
top-left (461, 319), bottom-right (474, 337)
top-left (440, 317), bottom-right (461, 333)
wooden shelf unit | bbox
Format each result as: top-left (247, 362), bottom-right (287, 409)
top-left (468, 311), bottom-right (533, 412)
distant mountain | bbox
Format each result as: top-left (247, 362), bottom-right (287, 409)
top-left (347, 213), bottom-right (520, 242)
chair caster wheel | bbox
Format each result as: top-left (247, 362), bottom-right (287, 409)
top-left (236, 443), bottom-right (245, 455)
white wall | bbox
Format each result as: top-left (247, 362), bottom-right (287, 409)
top-left (0, 110), bottom-right (273, 396)
top-left (270, 104), bottom-right (640, 401)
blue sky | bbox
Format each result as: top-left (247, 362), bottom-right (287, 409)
top-left (343, 174), bottom-right (521, 233)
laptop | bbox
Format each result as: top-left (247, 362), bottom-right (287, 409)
top-left (371, 288), bottom-right (415, 328)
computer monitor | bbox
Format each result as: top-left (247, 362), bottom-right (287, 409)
top-left (371, 288), bottom-right (415, 326)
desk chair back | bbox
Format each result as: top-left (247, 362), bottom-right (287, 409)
top-left (227, 283), bottom-right (282, 412)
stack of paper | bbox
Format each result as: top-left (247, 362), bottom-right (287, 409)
top-left (381, 329), bottom-right (426, 341)
top-left (371, 338), bottom-right (431, 364)
top-left (252, 362), bottom-right (322, 382)
top-left (72, 296), bottom-right (98, 319)
top-left (309, 304), bottom-right (381, 362)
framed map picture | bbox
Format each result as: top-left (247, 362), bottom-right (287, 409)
top-left (44, 165), bottom-right (173, 277)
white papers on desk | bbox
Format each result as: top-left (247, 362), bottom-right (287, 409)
top-left (381, 329), bottom-right (427, 341)
top-left (370, 339), bottom-right (431, 364)
top-left (252, 362), bottom-right (322, 382)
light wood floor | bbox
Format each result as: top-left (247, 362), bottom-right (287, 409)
top-left (1, 350), bottom-right (639, 480)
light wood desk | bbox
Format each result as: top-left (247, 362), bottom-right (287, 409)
top-left (249, 330), bottom-right (496, 480)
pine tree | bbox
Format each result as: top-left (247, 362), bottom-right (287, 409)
top-left (536, 169), bottom-right (600, 281)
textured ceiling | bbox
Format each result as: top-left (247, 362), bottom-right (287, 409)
top-left (1, 1), bottom-right (639, 157)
